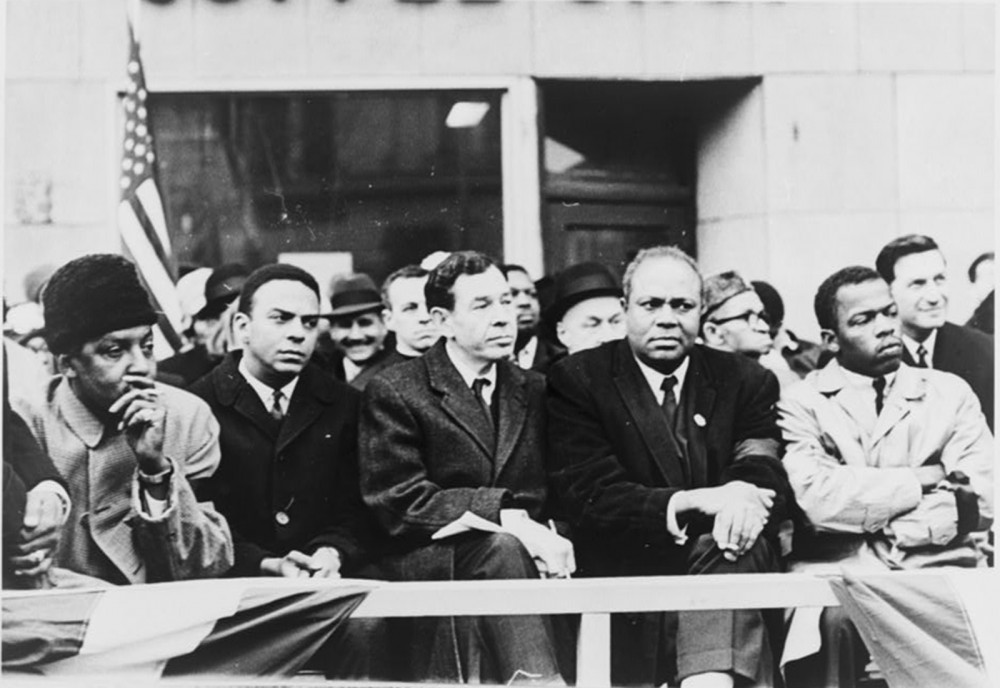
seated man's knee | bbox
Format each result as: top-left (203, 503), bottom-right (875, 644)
top-left (460, 532), bottom-right (537, 580)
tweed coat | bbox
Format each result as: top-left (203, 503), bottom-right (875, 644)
top-left (546, 339), bottom-right (792, 578)
top-left (778, 359), bottom-right (993, 568)
top-left (901, 321), bottom-right (994, 431)
top-left (22, 377), bottom-right (233, 584)
top-left (359, 339), bottom-right (551, 564)
top-left (190, 352), bottom-right (374, 577)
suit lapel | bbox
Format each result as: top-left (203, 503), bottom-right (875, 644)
top-left (214, 356), bottom-right (281, 443)
top-left (426, 344), bottom-right (495, 463)
top-left (678, 348), bottom-right (715, 488)
top-left (493, 362), bottom-right (528, 479)
top-left (612, 342), bottom-right (686, 487)
top-left (276, 368), bottom-right (326, 454)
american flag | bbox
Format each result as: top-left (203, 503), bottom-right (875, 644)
top-left (118, 21), bottom-right (183, 352)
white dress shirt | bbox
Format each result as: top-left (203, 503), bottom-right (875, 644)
top-left (238, 357), bottom-right (299, 416)
top-left (445, 341), bottom-right (497, 407)
top-left (902, 330), bottom-right (937, 368)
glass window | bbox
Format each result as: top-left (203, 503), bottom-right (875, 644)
top-left (150, 90), bottom-right (503, 283)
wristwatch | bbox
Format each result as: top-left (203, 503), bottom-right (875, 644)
top-left (138, 463), bottom-right (173, 486)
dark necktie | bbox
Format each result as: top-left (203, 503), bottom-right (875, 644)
top-left (270, 388), bottom-right (285, 422)
top-left (873, 376), bottom-right (886, 417)
top-left (915, 344), bottom-right (929, 368)
top-left (660, 375), bottom-right (678, 431)
top-left (472, 378), bottom-right (494, 431)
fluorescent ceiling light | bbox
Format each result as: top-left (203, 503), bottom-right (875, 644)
top-left (446, 102), bottom-right (490, 128)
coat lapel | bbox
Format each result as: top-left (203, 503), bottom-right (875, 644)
top-left (426, 343), bottom-right (495, 463)
top-left (871, 365), bottom-right (922, 446)
top-left (214, 354), bottom-right (280, 443)
top-left (276, 367), bottom-right (332, 455)
top-left (612, 341), bottom-right (687, 487)
top-left (493, 362), bottom-right (528, 479)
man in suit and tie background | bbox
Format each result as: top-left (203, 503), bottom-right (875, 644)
top-left (778, 265), bottom-right (992, 687)
top-left (360, 251), bottom-right (573, 684)
top-left (547, 246), bottom-right (793, 688)
top-left (875, 234), bottom-right (994, 430)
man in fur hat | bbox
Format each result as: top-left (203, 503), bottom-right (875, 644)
top-left (18, 254), bottom-right (233, 584)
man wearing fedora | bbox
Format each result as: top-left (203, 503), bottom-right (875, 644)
top-left (317, 273), bottom-right (390, 389)
top-left (159, 264), bottom-right (249, 387)
top-left (543, 262), bottom-right (626, 357)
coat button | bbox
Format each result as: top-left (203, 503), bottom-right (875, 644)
top-left (275, 511), bottom-right (290, 526)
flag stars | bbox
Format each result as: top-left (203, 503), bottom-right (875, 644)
top-left (122, 159), bottom-right (133, 171)
top-left (136, 124), bottom-right (147, 137)
top-left (125, 138), bottom-right (134, 151)
top-left (128, 61), bottom-right (139, 74)
top-left (120, 176), bottom-right (131, 190)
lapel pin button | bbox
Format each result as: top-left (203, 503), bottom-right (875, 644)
top-left (693, 414), bottom-right (707, 427)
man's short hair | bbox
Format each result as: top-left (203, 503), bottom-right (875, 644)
top-left (875, 234), bottom-right (941, 284)
top-left (968, 251), bottom-right (994, 283)
top-left (500, 263), bottom-right (530, 280)
top-left (426, 251), bottom-right (498, 312)
top-left (622, 246), bottom-right (701, 303)
top-left (814, 266), bottom-right (883, 332)
top-left (382, 265), bottom-right (429, 307)
top-left (238, 264), bottom-right (320, 315)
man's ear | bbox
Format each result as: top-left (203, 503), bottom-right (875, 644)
top-left (555, 320), bottom-right (569, 350)
top-left (819, 328), bottom-right (840, 353)
top-left (56, 353), bottom-right (77, 378)
top-left (382, 307), bottom-right (395, 332)
top-left (701, 321), bottom-right (723, 347)
top-left (430, 307), bottom-right (452, 338)
top-left (232, 311), bottom-right (251, 348)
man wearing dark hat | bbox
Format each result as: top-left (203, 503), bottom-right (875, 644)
top-left (700, 270), bottom-right (774, 361)
top-left (319, 273), bottom-right (390, 389)
top-left (544, 262), bottom-right (625, 357)
top-left (159, 264), bottom-right (249, 387)
top-left (18, 254), bottom-right (233, 584)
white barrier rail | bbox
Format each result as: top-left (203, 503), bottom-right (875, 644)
top-left (351, 572), bottom-right (842, 687)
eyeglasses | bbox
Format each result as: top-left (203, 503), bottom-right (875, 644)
top-left (709, 310), bottom-right (771, 327)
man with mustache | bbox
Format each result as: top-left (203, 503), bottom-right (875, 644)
top-left (875, 235), bottom-right (994, 430)
top-left (360, 251), bottom-right (573, 684)
top-left (190, 263), bottom-right (382, 677)
top-left (323, 273), bottom-right (390, 389)
top-left (547, 246), bottom-right (792, 688)
top-left (19, 254), bottom-right (233, 584)
top-left (778, 266), bottom-right (993, 687)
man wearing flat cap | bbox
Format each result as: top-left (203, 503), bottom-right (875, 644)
top-left (317, 273), bottom-right (390, 389)
top-left (159, 263), bottom-right (249, 387)
top-left (544, 262), bottom-right (626, 357)
top-left (700, 270), bottom-right (775, 361)
top-left (18, 254), bottom-right (233, 584)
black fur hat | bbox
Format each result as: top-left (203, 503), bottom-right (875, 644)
top-left (43, 254), bottom-right (157, 355)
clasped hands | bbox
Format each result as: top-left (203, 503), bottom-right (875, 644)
top-left (500, 509), bottom-right (576, 579)
top-left (260, 546), bottom-right (342, 578)
top-left (676, 480), bottom-right (775, 561)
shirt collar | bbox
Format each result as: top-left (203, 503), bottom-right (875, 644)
top-left (516, 335), bottom-right (538, 370)
top-left (901, 329), bottom-right (937, 365)
top-left (238, 357), bottom-right (299, 412)
top-left (838, 362), bottom-right (896, 393)
top-left (445, 340), bottom-right (497, 391)
top-left (633, 352), bottom-right (691, 401)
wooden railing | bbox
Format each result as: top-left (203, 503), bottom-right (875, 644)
top-left (351, 572), bottom-right (842, 687)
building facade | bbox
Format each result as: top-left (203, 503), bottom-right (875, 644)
top-left (4, 0), bottom-right (994, 336)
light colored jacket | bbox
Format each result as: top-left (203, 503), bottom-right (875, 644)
top-left (24, 377), bottom-right (233, 584)
top-left (778, 360), bottom-right (992, 568)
